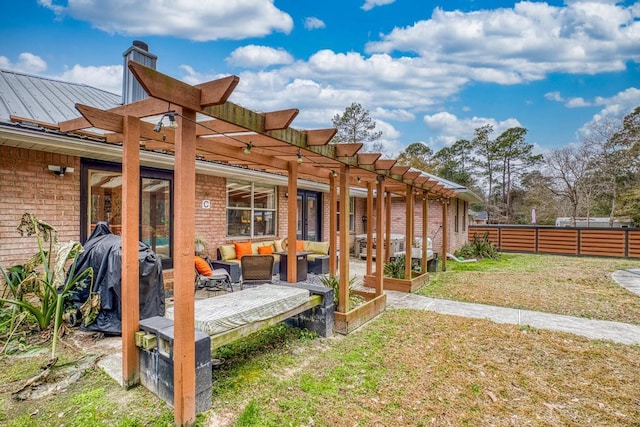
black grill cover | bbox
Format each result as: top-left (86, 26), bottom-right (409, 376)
top-left (70, 222), bottom-right (165, 335)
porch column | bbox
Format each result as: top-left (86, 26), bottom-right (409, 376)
top-left (173, 107), bottom-right (197, 425)
top-left (375, 177), bottom-right (385, 296)
top-left (287, 160), bottom-right (298, 283)
top-left (385, 191), bottom-right (392, 262)
top-left (441, 199), bottom-right (448, 272)
top-left (365, 181), bottom-right (374, 276)
top-left (121, 115), bottom-right (140, 387)
top-left (404, 185), bottom-right (414, 280)
top-left (421, 193), bottom-right (428, 274)
top-left (329, 172), bottom-right (338, 276)
top-left (338, 164), bottom-right (350, 313)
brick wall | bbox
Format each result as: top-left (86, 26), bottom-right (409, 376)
top-left (193, 173), bottom-right (227, 258)
top-left (379, 195), bottom-right (468, 256)
top-left (0, 146), bottom-right (81, 268)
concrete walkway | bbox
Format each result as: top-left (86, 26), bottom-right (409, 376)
top-left (377, 267), bottom-right (640, 346)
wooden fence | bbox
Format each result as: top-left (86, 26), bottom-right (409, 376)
top-left (469, 225), bottom-right (640, 259)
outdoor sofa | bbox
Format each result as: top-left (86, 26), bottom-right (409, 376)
top-left (213, 239), bottom-right (331, 282)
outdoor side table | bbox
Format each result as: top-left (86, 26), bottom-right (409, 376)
top-left (277, 251), bottom-right (311, 282)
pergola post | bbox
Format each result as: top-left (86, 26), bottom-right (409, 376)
top-left (404, 185), bottom-right (414, 280)
top-left (385, 191), bottom-right (392, 262)
top-left (121, 115), bottom-right (140, 387)
top-left (365, 182), bottom-right (374, 276)
top-left (375, 177), bottom-right (384, 296)
top-left (287, 161), bottom-right (298, 283)
top-left (441, 199), bottom-right (448, 272)
top-left (329, 172), bottom-right (337, 276)
top-left (173, 107), bottom-right (197, 425)
top-left (421, 193), bottom-right (428, 274)
top-left (338, 164), bottom-right (350, 313)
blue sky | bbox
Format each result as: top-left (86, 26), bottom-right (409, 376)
top-left (1, 0), bottom-right (639, 156)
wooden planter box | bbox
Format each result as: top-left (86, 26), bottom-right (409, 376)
top-left (334, 292), bottom-right (386, 335)
top-left (363, 271), bottom-right (429, 293)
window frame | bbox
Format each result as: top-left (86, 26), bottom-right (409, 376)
top-left (226, 179), bottom-right (278, 239)
top-left (80, 159), bottom-right (174, 269)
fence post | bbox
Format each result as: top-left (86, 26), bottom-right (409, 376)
top-left (577, 229), bottom-right (581, 256)
top-left (625, 229), bottom-right (629, 258)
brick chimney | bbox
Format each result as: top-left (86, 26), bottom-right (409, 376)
top-left (122, 40), bottom-right (157, 104)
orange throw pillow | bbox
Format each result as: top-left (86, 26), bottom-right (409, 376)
top-left (234, 241), bottom-right (253, 259)
top-left (296, 240), bottom-right (305, 251)
top-left (258, 245), bottom-right (274, 255)
top-left (194, 256), bottom-right (213, 276)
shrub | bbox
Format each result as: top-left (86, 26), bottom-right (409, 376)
top-left (318, 274), bottom-right (363, 310)
top-left (455, 232), bottom-right (499, 260)
top-left (383, 255), bottom-right (406, 279)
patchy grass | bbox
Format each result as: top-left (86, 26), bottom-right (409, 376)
top-left (420, 253), bottom-right (640, 324)
top-left (3, 254), bottom-right (640, 426)
top-left (0, 345), bottom-right (174, 427)
top-left (206, 310), bottom-right (640, 426)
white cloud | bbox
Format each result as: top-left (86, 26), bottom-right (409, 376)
top-left (304, 17), bottom-right (325, 30)
top-left (226, 45), bottom-right (294, 68)
top-left (545, 91), bottom-right (593, 107)
top-left (372, 107), bottom-right (415, 122)
top-left (565, 97), bottom-right (591, 108)
top-left (365, 1), bottom-right (640, 84)
top-left (585, 87), bottom-right (640, 123)
top-left (575, 87), bottom-right (640, 140)
top-left (0, 52), bottom-right (47, 74)
top-left (361, 0), bottom-right (396, 12)
top-left (57, 64), bottom-right (123, 94)
top-left (39, 0), bottom-right (293, 41)
top-left (544, 91), bottom-right (564, 102)
top-left (422, 112), bottom-right (522, 145)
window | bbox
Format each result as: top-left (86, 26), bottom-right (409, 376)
top-left (337, 196), bottom-right (355, 232)
top-left (81, 159), bottom-right (173, 269)
top-left (227, 179), bottom-right (276, 238)
top-left (463, 201), bottom-right (467, 231)
top-left (454, 199), bottom-right (459, 233)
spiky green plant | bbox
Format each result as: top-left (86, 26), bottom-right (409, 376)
top-left (383, 255), bottom-right (406, 279)
top-left (0, 213), bottom-right (93, 358)
top-left (318, 274), bottom-right (363, 310)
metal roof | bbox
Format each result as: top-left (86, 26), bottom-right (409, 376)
top-left (0, 69), bottom-right (121, 124)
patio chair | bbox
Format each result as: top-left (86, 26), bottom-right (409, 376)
top-left (195, 256), bottom-right (234, 293)
top-left (240, 254), bottom-right (274, 288)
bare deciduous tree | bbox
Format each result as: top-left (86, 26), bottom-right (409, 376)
top-left (544, 145), bottom-right (593, 226)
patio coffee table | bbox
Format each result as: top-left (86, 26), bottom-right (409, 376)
top-left (276, 251), bottom-right (311, 282)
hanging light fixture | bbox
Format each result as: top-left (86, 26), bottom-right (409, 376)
top-left (167, 112), bottom-right (178, 129)
top-left (153, 111), bottom-right (178, 132)
top-left (331, 170), bottom-right (338, 177)
top-left (296, 149), bottom-right (303, 164)
top-left (243, 142), bottom-right (253, 155)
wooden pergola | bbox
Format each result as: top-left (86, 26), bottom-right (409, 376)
top-left (56, 62), bottom-right (457, 425)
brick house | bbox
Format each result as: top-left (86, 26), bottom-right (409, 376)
top-left (0, 43), bottom-right (479, 282)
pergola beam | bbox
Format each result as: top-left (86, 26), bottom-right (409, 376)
top-left (264, 109), bottom-right (299, 131)
top-left (75, 104), bottom-right (170, 142)
top-left (335, 143), bottom-right (363, 157)
top-left (128, 61), bottom-right (238, 112)
top-left (306, 128), bottom-right (337, 146)
top-left (357, 153), bottom-right (381, 165)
